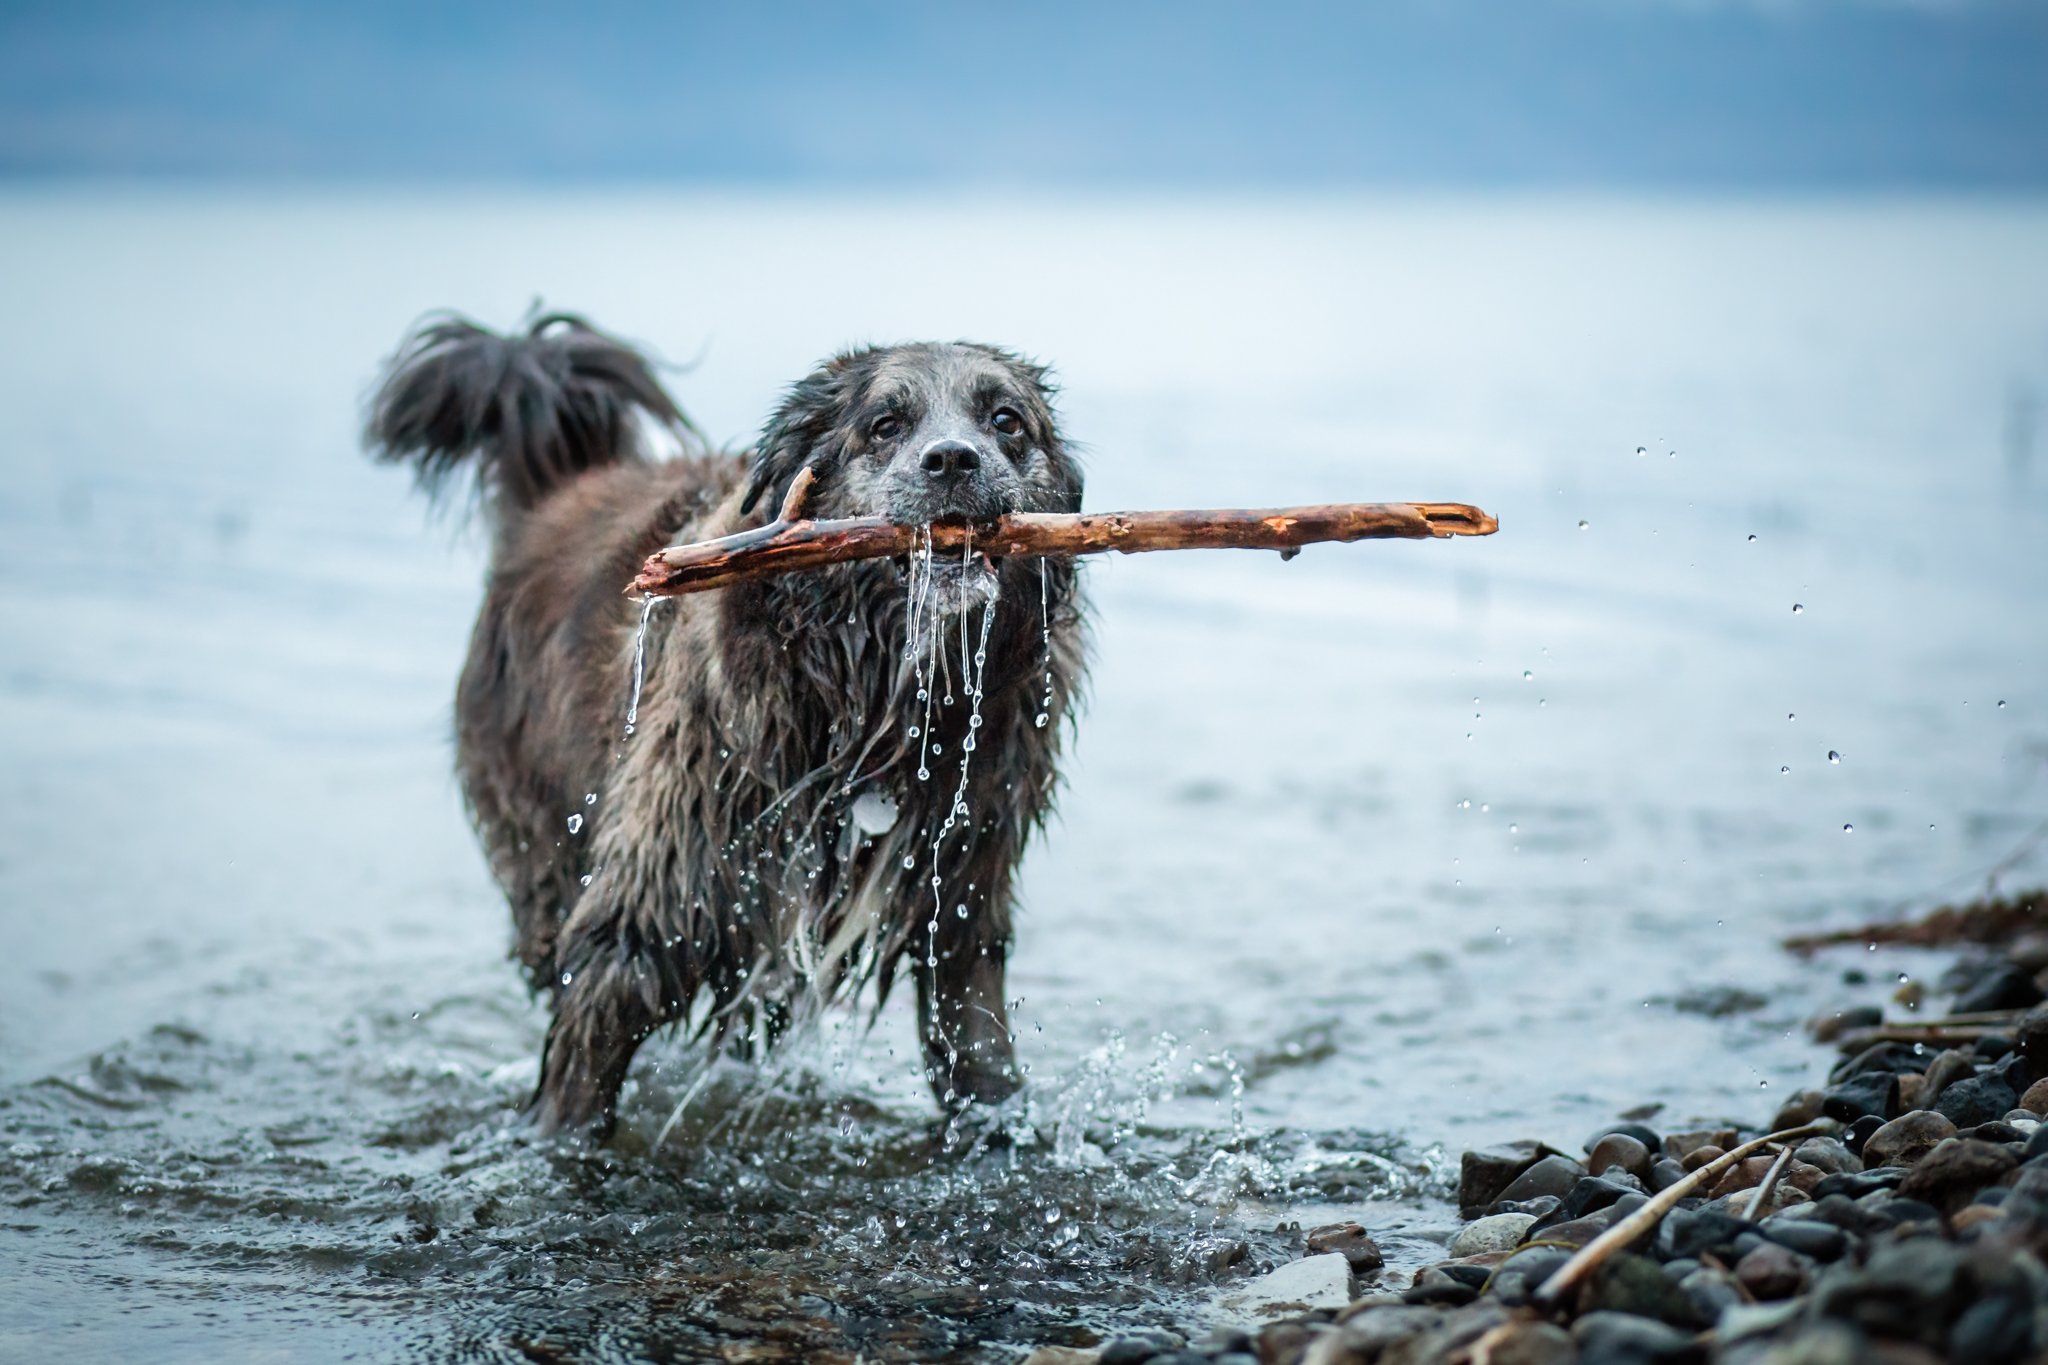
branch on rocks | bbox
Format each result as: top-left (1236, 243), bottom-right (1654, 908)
top-left (1531, 1123), bottom-right (1827, 1311)
top-left (631, 477), bottom-right (1500, 598)
top-left (1783, 886), bottom-right (2043, 954)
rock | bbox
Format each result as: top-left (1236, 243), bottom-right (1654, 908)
top-left (1098, 1333), bottom-right (1182, 1364)
top-left (2028, 1125), bottom-right (2048, 1162)
top-left (1896, 1137), bottom-right (2020, 1212)
top-left (1831, 1040), bottom-right (1928, 1082)
top-left (1304, 1222), bottom-right (1384, 1276)
top-left (1493, 1154), bottom-right (1587, 1205)
top-left (2016, 1003), bottom-right (2048, 1063)
top-left (1933, 1074), bottom-right (2018, 1129)
top-left (1678, 1266), bottom-right (1742, 1323)
top-left (1917, 1047), bottom-right (1977, 1107)
top-left (1897, 1073), bottom-right (1927, 1109)
top-left (1660, 1207), bottom-right (1749, 1261)
top-left (1569, 1310), bottom-right (1697, 1364)
top-left (1734, 1240), bottom-right (1813, 1299)
top-left (1661, 1128), bottom-right (1736, 1162)
top-left (1461, 1320), bottom-right (1574, 1365)
top-left (1792, 1136), bottom-right (1861, 1176)
top-left (1581, 1252), bottom-right (1706, 1329)
top-left (1536, 1210), bottom-right (1620, 1249)
top-left (1321, 1305), bottom-right (1441, 1361)
top-left (1253, 1321), bottom-right (1320, 1365)
top-left (1861, 1110), bottom-right (1957, 1167)
top-left (1953, 963), bottom-right (2043, 1014)
top-left (1585, 1121), bottom-right (1663, 1154)
top-left (1947, 1294), bottom-right (2035, 1365)
top-left (1484, 1245), bottom-right (1575, 1307)
top-left (1952, 1204), bottom-right (2006, 1234)
top-left (2021, 1080), bottom-right (2048, 1117)
top-left (1559, 1174), bottom-right (1641, 1220)
top-left (1966, 1120), bottom-right (2026, 1144)
top-left (1811, 1004), bottom-right (1882, 1042)
top-left (1701, 1184), bottom-right (1809, 1219)
top-left (1587, 1131), bottom-right (1653, 1181)
top-left (1646, 1158), bottom-right (1687, 1193)
top-left (1841, 1113), bottom-right (1885, 1156)
top-left (1447, 1212), bottom-right (1535, 1259)
top-left (1458, 1142), bottom-right (1544, 1214)
top-left (1401, 1267), bottom-right (1478, 1307)
top-left (1758, 1217), bottom-right (1848, 1260)
top-left (1772, 1088), bottom-right (1828, 1129)
top-left (1679, 1145), bottom-right (1726, 1173)
top-left (1707, 1154), bottom-right (1825, 1202)
top-left (1213, 1253), bottom-right (1353, 1320)
top-left (1823, 1071), bottom-right (1901, 1123)
top-left (1022, 1350), bottom-right (1101, 1365)
top-left (1811, 1237), bottom-right (1966, 1347)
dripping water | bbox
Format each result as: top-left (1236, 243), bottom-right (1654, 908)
top-left (625, 595), bottom-right (658, 738)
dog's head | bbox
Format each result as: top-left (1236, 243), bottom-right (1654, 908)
top-left (743, 342), bottom-right (1082, 530)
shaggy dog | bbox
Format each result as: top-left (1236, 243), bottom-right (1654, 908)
top-left (366, 313), bottom-right (1085, 1138)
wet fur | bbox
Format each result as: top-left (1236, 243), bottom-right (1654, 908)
top-left (366, 314), bottom-right (1086, 1137)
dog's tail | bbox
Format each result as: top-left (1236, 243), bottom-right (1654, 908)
top-left (365, 311), bottom-right (690, 517)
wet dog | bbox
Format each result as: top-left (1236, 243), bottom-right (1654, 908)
top-left (366, 314), bottom-right (1085, 1138)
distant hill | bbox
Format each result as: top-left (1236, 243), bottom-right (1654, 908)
top-left (2, 0), bottom-right (2044, 187)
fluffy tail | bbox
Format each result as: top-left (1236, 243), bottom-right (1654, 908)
top-left (364, 311), bottom-right (690, 515)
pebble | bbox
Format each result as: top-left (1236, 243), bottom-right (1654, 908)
top-left (1917, 1047), bottom-right (1977, 1106)
top-left (1932, 1074), bottom-right (2017, 1128)
top-left (1585, 1131), bottom-right (1652, 1181)
top-left (1461, 1319), bottom-right (1573, 1365)
top-left (1660, 1128), bottom-right (1736, 1161)
top-left (1860, 1109), bottom-right (1956, 1167)
top-left (1098, 1333), bottom-right (1183, 1365)
top-left (1580, 1253), bottom-right (1703, 1329)
top-left (1569, 1310), bottom-right (1696, 1364)
top-left (2022, 1080), bottom-right (2048, 1116)
top-left (1491, 1154), bottom-right (1586, 1205)
top-left (1951, 962), bottom-right (2042, 1013)
top-left (1211, 1254), bottom-right (1353, 1321)
top-left (1734, 1239), bottom-right (1812, 1299)
top-left (1896, 1136), bottom-right (2019, 1213)
top-left (1772, 1088), bottom-right (1828, 1128)
top-left (2016, 1002), bottom-right (2048, 1062)
top-left (1583, 1121), bottom-right (1662, 1153)
top-left (1822, 1070), bottom-right (1901, 1123)
top-left (1302, 1222), bottom-right (1383, 1276)
top-left (1457, 1142), bottom-right (1544, 1213)
top-left (1792, 1135), bottom-right (1862, 1176)
top-left (1446, 1212), bottom-right (1535, 1258)
top-left (1758, 1217), bottom-right (1848, 1260)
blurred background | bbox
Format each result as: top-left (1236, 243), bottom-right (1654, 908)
top-left (2, 3), bottom-right (2045, 1361)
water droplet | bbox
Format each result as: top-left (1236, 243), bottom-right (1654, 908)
top-left (1635, 445), bottom-right (1646, 457)
top-left (1044, 1206), bottom-right (1062, 1225)
top-left (1791, 603), bottom-right (1804, 615)
top-left (579, 873), bottom-right (592, 887)
top-left (559, 971), bottom-right (574, 986)
top-left (566, 813), bottom-right (584, 834)
top-left (1577, 519), bottom-right (1589, 531)
top-left (1828, 750), bottom-right (1841, 764)
top-left (908, 725), bottom-right (921, 738)
top-left (1747, 533), bottom-right (1757, 543)
top-left (1508, 823), bottom-right (1518, 834)
top-left (1034, 712), bottom-right (1049, 728)
top-left (1787, 713), bottom-right (1796, 722)
top-left (1522, 670), bottom-right (1533, 681)
top-left (955, 904), bottom-right (969, 920)
top-left (1780, 765), bottom-right (1790, 775)
top-left (1997, 700), bottom-right (2007, 708)
top-left (583, 792), bottom-right (596, 805)
top-left (902, 855), bottom-right (916, 869)
top-left (1843, 823), bottom-right (1854, 833)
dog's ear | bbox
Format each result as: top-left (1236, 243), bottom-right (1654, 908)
top-left (743, 355), bottom-right (865, 517)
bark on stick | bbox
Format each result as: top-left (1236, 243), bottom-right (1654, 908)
top-left (631, 495), bottom-right (1498, 598)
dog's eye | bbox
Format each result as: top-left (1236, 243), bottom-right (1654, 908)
top-left (990, 408), bottom-right (1022, 436)
top-left (870, 414), bottom-right (902, 442)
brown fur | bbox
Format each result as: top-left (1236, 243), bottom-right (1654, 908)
top-left (367, 314), bottom-right (1086, 1137)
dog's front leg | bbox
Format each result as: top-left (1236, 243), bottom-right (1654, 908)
top-left (913, 842), bottom-right (1022, 1110)
top-left (529, 908), bottom-right (675, 1139)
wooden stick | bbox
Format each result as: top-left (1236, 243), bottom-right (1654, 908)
top-left (1530, 1123), bottom-right (1825, 1310)
top-left (631, 490), bottom-right (1499, 598)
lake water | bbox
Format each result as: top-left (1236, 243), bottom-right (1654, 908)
top-left (1, 190), bottom-right (2044, 1361)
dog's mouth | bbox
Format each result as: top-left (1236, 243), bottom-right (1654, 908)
top-left (895, 547), bottom-right (1001, 616)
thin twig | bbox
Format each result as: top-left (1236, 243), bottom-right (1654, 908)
top-left (1531, 1123), bottom-right (1825, 1310)
top-left (1741, 1141), bottom-right (1800, 1221)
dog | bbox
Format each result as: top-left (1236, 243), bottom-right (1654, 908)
top-left (365, 313), bottom-right (1086, 1138)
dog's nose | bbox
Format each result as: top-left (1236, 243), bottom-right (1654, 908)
top-left (920, 439), bottom-right (981, 479)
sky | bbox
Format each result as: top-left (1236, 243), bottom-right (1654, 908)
top-left (0, 0), bottom-right (2044, 188)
